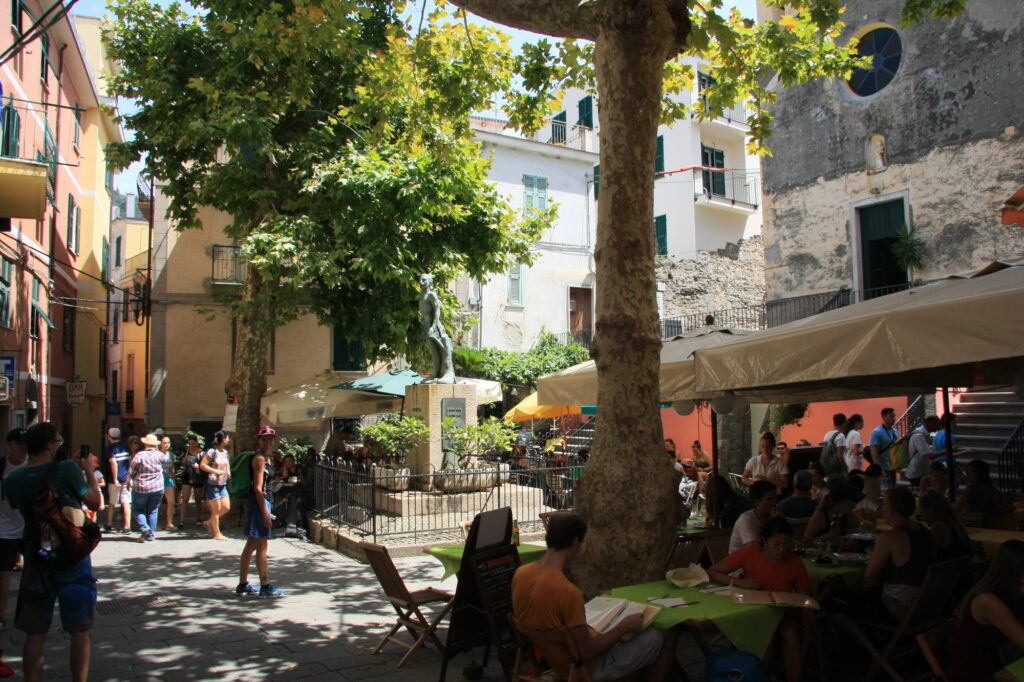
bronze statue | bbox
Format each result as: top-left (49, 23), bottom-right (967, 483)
top-left (419, 273), bottom-right (455, 383)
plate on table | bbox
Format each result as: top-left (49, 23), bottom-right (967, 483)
top-left (832, 552), bottom-right (870, 565)
top-left (809, 556), bottom-right (836, 566)
top-left (846, 532), bottom-right (877, 542)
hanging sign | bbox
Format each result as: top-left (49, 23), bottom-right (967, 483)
top-left (66, 375), bottom-right (88, 408)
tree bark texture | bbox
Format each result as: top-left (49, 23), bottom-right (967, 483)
top-left (225, 264), bottom-right (274, 454)
top-left (568, 0), bottom-right (682, 595)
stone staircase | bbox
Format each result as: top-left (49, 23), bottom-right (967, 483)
top-left (954, 389), bottom-right (1024, 484)
top-left (561, 417), bottom-right (596, 455)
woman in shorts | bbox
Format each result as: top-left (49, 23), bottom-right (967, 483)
top-left (237, 426), bottom-right (283, 597)
top-left (177, 433), bottom-right (205, 527)
top-left (159, 435), bottom-right (177, 531)
top-left (200, 431), bottom-right (231, 540)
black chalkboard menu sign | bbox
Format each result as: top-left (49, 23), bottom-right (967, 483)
top-left (438, 507), bottom-right (522, 682)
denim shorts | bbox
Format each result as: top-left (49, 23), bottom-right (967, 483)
top-left (15, 558), bottom-right (97, 635)
top-left (205, 483), bottom-right (228, 500)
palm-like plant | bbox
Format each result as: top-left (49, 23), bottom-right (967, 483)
top-left (891, 225), bottom-right (927, 283)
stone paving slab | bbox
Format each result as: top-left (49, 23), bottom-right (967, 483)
top-left (0, 520), bottom-right (713, 681)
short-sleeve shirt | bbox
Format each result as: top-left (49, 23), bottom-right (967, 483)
top-left (744, 455), bottom-right (787, 483)
top-left (777, 495), bottom-right (819, 519)
top-left (106, 440), bottom-right (131, 484)
top-left (870, 424), bottom-right (899, 469)
top-left (4, 461), bottom-right (89, 528)
top-left (511, 563), bottom-right (593, 679)
top-left (204, 449), bottom-right (230, 486)
top-left (932, 431), bottom-right (956, 460)
top-left (725, 543), bottom-right (810, 593)
top-left (905, 427), bottom-right (934, 479)
top-left (0, 457), bottom-right (27, 539)
top-left (844, 430), bottom-right (864, 471)
top-left (729, 510), bottom-right (762, 553)
top-left (130, 448), bottom-right (167, 494)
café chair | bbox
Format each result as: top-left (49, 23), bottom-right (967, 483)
top-left (834, 556), bottom-right (969, 682)
top-left (508, 613), bottom-right (593, 682)
top-left (915, 619), bottom-right (954, 682)
top-left (360, 541), bottom-right (455, 667)
top-left (703, 528), bottom-right (733, 564)
top-left (664, 535), bottom-right (708, 572)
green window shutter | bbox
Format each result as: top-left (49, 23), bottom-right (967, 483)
top-left (523, 175), bottom-right (548, 214)
top-left (66, 194), bottom-right (75, 251)
top-left (593, 164), bottom-right (600, 200)
top-left (655, 135), bottom-right (665, 176)
top-left (536, 176), bottom-right (548, 211)
top-left (75, 206), bottom-right (81, 254)
top-left (577, 95), bottom-right (593, 128)
top-left (701, 145), bottom-right (726, 197)
top-left (2, 106), bottom-right (19, 158)
top-left (332, 323), bottom-right (365, 371)
top-left (654, 215), bottom-right (668, 257)
top-left (507, 264), bottom-right (523, 305)
top-left (0, 258), bottom-right (11, 327)
top-left (101, 237), bottom-right (109, 281)
top-left (40, 33), bottom-right (49, 84)
top-left (115, 236), bottom-right (122, 266)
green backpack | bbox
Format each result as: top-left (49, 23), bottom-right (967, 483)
top-left (229, 452), bottom-right (256, 497)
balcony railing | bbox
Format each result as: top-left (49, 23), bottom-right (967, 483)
top-left (470, 115), bottom-right (597, 153)
top-left (552, 330), bottom-right (593, 349)
top-left (211, 244), bottom-right (245, 284)
top-left (693, 168), bottom-right (759, 209)
top-left (690, 92), bottom-right (750, 127)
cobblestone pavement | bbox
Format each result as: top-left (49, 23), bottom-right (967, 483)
top-left (0, 517), bottom-right (712, 681)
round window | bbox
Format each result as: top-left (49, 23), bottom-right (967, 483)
top-left (848, 27), bottom-right (902, 97)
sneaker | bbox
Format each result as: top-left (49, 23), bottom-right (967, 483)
top-left (136, 534), bottom-right (148, 543)
top-left (146, 533), bottom-right (155, 542)
top-left (235, 583), bottom-right (258, 595)
top-left (103, 525), bottom-right (112, 533)
top-left (259, 584), bottom-right (284, 598)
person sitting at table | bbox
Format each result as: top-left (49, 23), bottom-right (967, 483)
top-left (729, 480), bottom-right (780, 553)
top-left (741, 432), bottom-right (789, 491)
top-left (276, 454), bottom-right (298, 483)
top-left (777, 470), bottom-right (819, 520)
top-left (807, 461), bottom-right (828, 501)
top-left (947, 540), bottom-right (1024, 681)
top-left (918, 461), bottom-right (948, 496)
top-left (708, 517), bottom-right (814, 682)
top-left (804, 480), bottom-right (864, 542)
top-left (706, 472), bottom-right (753, 529)
top-left (510, 514), bottom-right (679, 681)
top-left (865, 487), bottom-right (936, 620)
top-left (955, 459), bottom-right (1009, 528)
top-left (917, 488), bottom-right (972, 561)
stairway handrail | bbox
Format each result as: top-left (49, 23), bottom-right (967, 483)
top-left (895, 395), bottom-right (927, 438)
top-left (997, 417), bottom-right (1024, 496)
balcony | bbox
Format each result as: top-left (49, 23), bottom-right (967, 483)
top-left (212, 244), bottom-right (246, 284)
top-left (0, 98), bottom-right (58, 219)
top-left (470, 115), bottom-right (597, 153)
top-left (690, 92), bottom-right (750, 132)
top-left (692, 168), bottom-right (759, 212)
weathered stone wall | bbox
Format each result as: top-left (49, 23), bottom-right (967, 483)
top-left (656, 235), bottom-right (766, 318)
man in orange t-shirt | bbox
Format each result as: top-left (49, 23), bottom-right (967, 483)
top-left (511, 514), bottom-right (677, 681)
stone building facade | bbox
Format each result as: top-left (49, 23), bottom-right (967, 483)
top-left (758, 0), bottom-right (1024, 300)
top-left (656, 235), bottom-right (766, 322)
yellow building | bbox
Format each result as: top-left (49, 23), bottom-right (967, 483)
top-left (71, 15), bottom-right (122, 454)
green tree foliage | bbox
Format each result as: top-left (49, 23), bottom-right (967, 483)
top-left (360, 414), bottom-right (430, 462)
top-left (453, 332), bottom-right (589, 392)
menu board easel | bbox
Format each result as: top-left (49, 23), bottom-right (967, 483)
top-left (438, 507), bottom-right (521, 681)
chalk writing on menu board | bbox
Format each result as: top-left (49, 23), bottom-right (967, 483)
top-left (473, 547), bottom-right (521, 664)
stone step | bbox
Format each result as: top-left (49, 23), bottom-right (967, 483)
top-left (955, 405), bottom-right (1024, 418)
top-left (957, 391), bottom-right (1019, 403)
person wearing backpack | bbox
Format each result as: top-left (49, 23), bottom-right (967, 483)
top-left (200, 431), bottom-right (231, 541)
top-left (5, 422), bottom-right (101, 682)
top-left (236, 426), bottom-right (283, 597)
top-left (177, 433), bottom-right (206, 528)
top-left (0, 429), bottom-right (29, 629)
top-left (820, 412), bottom-right (848, 476)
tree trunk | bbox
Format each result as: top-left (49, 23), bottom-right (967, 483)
top-left (571, 1), bottom-right (680, 595)
top-left (225, 263), bottom-right (274, 454)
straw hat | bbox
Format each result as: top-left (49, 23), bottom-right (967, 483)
top-left (141, 433), bottom-right (160, 448)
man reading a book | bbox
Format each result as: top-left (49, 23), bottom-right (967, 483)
top-left (511, 514), bottom-right (678, 681)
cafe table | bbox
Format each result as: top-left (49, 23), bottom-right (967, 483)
top-left (610, 581), bottom-right (784, 658)
top-left (1001, 657), bottom-right (1024, 681)
top-left (967, 527), bottom-right (1024, 559)
top-left (802, 555), bottom-right (868, 589)
top-left (425, 542), bottom-right (547, 580)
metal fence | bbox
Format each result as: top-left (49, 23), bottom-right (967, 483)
top-left (998, 420), bottom-right (1024, 495)
top-left (310, 457), bottom-right (583, 543)
top-left (692, 168), bottom-right (759, 208)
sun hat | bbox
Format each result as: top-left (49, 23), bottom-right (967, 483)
top-left (256, 426), bottom-right (278, 439)
top-left (666, 564), bottom-right (710, 588)
top-left (141, 433), bottom-right (160, 448)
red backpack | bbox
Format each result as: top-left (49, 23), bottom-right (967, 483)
top-left (29, 463), bottom-right (101, 570)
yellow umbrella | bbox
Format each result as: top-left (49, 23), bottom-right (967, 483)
top-left (503, 392), bottom-right (582, 422)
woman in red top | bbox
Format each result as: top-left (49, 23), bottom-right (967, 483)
top-left (947, 540), bottom-right (1024, 681)
top-left (708, 517), bottom-right (813, 682)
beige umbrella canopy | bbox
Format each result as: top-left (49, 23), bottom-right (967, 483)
top-left (693, 260), bottom-right (1024, 398)
top-left (537, 327), bottom-right (749, 406)
top-left (261, 371), bottom-right (403, 426)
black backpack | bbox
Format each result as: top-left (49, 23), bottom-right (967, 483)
top-left (28, 463), bottom-right (101, 570)
top-left (191, 450), bottom-right (212, 487)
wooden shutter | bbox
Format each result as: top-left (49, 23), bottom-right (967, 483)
top-left (654, 215), bottom-right (668, 256)
top-left (655, 135), bottom-right (665, 176)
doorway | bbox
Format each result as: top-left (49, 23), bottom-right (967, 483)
top-left (857, 199), bottom-right (909, 299)
top-left (568, 287), bottom-right (593, 345)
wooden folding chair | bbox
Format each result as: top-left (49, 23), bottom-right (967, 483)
top-left (834, 556), bottom-right (969, 682)
top-left (703, 528), bottom-right (733, 564)
top-left (508, 613), bottom-right (593, 682)
top-left (360, 541), bottom-right (455, 667)
top-left (664, 534), bottom-right (708, 572)
top-left (915, 619), bottom-right (953, 682)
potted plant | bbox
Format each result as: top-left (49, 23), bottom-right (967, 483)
top-left (361, 414), bottom-right (429, 492)
top-left (436, 417), bottom-right (516, 492)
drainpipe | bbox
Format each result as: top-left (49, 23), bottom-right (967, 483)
top-left (143, 177), bottom-right (153, 422)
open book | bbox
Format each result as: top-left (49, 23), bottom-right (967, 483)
top-left (729, 587), bottom-right (818, 609)
top-left (584, 596), bottom-right (661, 633)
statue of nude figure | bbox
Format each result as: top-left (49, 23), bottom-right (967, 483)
top-left (419, 273), bottom-right (455, 384)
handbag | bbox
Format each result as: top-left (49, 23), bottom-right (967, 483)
top-left (888, 438), bottom-right (909, 471)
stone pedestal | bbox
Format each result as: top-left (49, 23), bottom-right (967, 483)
top-left (404, 383), bottom-right (478, 475)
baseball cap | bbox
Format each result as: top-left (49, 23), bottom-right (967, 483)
top-left (107, 427), bottom-right (122, 440)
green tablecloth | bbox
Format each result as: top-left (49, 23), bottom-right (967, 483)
top-left (610, 580), bottom-right (783, 658)
top-left (1004, 657), bottom-right (1024, 681)
top-left (802, 556), bottom-right (866, 589)
top-left (426, 543), bottom-right (547, 580)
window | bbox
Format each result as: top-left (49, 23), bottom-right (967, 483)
top-left (110, 369), bottom-right (118, 402)
top-left (10, 0), bottom-right (21, 33)
top-left (1, 104), bottom-right (19, 157)
top-left (39, 32), bottom-right (49, 85)
top-left (29, 276), bottom-right (40, 338)
top-left (701, 144), bottom-right (726, 196)
top-left (698, 72), bottom-right (716, 92)
top-left (654, 215), bottom-right (668, 257)
top-left (593, 164), bottom-right (600, 200)
top-left (0, 257), bottom-right (12, 327)
top-left (111, 304), bottom-right (119, 344)
top-left (507, 264), bottom-right (523, 306)
top-left (550, 110), bottom-right (567, 144)
top-left (62, 301), bottom-right (74, 353)
top-left (105, 169), bottom-right (114, 194)
top-left (577, 95), bottom-right (593, 129)
top-left (848, 27), bottom-right (902, 97)
top-left (101, 237), bottom-right (109, 281)
top-left (114, 235), bottom-right (122, 266)
top-left (655, 135), bottom-right (665, 176)
top-left (66, 194), bottom-right (78, 253)
top-left (523, 174), bottom-right (548, 214)
top-left (40, 125), bottom-right (55, 204)
top-left (72, 107), bottom-right (80, 149)
top-left (332, 323), bottom-right (364, 371)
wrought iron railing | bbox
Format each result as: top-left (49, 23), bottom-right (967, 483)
top-left (469, 114), bottom-right (597, 153)
top-left (997, 419), bottom-right (1024, 496)
top-left (552, 329), bottom-right (593, 348)
top-left (692, 168), bottom-right (759, 208)
top-left (211, 244), bottom-right (245, 284)
top-left (310, 458), bottom-right (584, 543)
top-left (895, 395), bottom-right (927, 438)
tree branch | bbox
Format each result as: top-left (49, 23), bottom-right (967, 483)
top-left (450, 0), bottom-right (599, 41)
